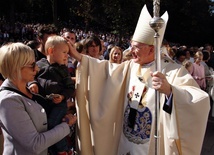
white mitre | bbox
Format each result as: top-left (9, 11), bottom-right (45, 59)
top-left (132, 5), bottom-right (169, 45)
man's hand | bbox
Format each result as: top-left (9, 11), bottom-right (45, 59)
top-left (151, 71), bottom-right (172, 97)
top-left (64, 37), bottom-right (82, 62)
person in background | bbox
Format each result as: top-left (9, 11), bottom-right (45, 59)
top-left (202, 50), bottom-right (212, 78)
top-left (99, 40), bottom-right (106, 60)
top-left (185, 50), bottom-right (194, 63)
top-left (36, 24), bottom-right (58, 61)
top-left (104, 44), bottom-right (115, 60)
top-left (62, 29), bottom-right (76, 44)
top-left (26, 40), bottom-right (41, 51)
top-left (174, 48), bottom-right (186, 65)
top-left (183, 60), bottom-right (193, 74)
top-left (68, 5), bottom-right (210, 155)
top-left (202, 50), bottom-right (213, 90)
top-left (84, 35), bottom-right (102, 59)
top-left (205, 43), bottom-right (214, 70)
top-left (122, 36), bottom-right (132, 61)
top-left (192, 51), bottom-right (206, 90)
top-left (26, 39), bottom-right (42, 61)
top-left (0, 42), bottom-right (76, 155)
top-left (109, 46), bottom-right (123, 64)
top-left (62, 29), bottom-right (77, 77)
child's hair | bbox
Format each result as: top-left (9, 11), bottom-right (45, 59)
top-left (45, 35), bottom-right (67, 55)
top-left (194, 51), bottom-right (203, 59)
top-left (183, 60), bottom-right (192, 69)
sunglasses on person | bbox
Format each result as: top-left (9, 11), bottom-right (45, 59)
top-left (23, 62), bottom-right (37, 71)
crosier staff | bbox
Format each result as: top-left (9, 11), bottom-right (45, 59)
top-left (149, 1), bottom-right (164, 155)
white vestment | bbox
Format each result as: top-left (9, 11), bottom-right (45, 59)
top-left (76, 55), bottom-right (210, 155)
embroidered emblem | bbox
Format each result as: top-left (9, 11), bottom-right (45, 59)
top-left (123, 86), bottom-right (152, 144)
top-left (134, 93), bottom-right (140, 98)
top-left (123, 104), bottom-right (152, 144)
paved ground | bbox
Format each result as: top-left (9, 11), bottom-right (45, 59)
top-left (201, 117), bottom-right (214, 155)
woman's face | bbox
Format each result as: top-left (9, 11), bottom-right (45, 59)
top-left (111, 49), bottom-right (122, 63)
top-left (87, 41), bottom-right (100, 59)
top-left (21, 61), bottom-right (39, 83)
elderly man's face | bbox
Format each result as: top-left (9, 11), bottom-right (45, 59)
top-left (130, 41), bottom-right (154, 65)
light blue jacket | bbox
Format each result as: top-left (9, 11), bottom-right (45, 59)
top-left (0, 79), bottom-right (70, 155)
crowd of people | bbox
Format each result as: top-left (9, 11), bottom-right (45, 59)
top-left (0, 4), bottom-right (213, 155)
top-left (0, 20), bottom-right (130, 51)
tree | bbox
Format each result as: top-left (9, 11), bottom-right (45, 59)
top-left (50, 0), bottom-right (58, 26)
top-left (161, 0), bottom-right (214, 45)
top-left (0, 0), bottom-right (213, 45)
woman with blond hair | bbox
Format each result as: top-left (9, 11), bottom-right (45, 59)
top-left (0, 42), bottom-right (76, 155)
top-left (109, 46), bottom-right (123, 64)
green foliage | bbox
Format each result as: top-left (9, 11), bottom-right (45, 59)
top-left (0, 0), bottom-right (213, 45)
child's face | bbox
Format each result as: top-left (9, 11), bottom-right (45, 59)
top-left (51, 43), bottom-right (69, 65)
top-left (195, 56), bottom-right (203, 64)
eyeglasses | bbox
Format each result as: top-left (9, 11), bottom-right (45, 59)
top-left (23, 62), bottom-right (37, 71)
top-left (130, 45), bottom-right (144, 51)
